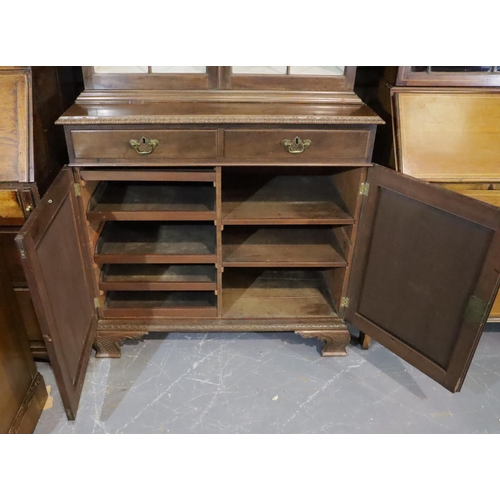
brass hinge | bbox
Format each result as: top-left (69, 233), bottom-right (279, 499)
top-left (341, 297), bottom-right (350, 308)
top-left (359, 182), bottom-right (370, 196)
top-left (73, 183), bottom-right (82, 196)
top-left (94, 297), bottom-right (100, 309)
top-left (464, 295), bottom-right (488, 325)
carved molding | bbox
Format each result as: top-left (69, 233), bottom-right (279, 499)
top-left (94, 332), bottom-right (147, 358)
top-left (97, 321), bottom-right (345, 333)
top-left (297, 330), bottom-right (351, 357)
top-left (57, 115), bottom-right (384, 126)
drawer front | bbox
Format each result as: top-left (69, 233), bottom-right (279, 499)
top-left (71, 129), bottom-right (218, 161)
top-left (395, 92), bottom-right (500, 180)
top-left (0, 190), bottom-right (25, 225)
top-left (223, 128), bottom-right (373, 163)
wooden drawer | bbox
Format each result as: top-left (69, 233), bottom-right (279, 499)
top-left (440, 183), bottom-right (500, 207)
top-left (0, 190), bottom-right (25, 226)
top-left (223, 128), bottom-right (374, 164)
top-left (70, 129), bottom-right (218, 161)
top-left (395, 92), bottom-right (500, 181)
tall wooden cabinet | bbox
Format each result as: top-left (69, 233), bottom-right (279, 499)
top-left (355, 66), bottom-right (500, 320)
top-left (16, 66), bottom-right (500, 420)
top-left (0, 67), bottom-right (82, 432)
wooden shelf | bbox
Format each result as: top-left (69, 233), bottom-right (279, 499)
top-left (222, 226), bottom-right (346, 267)
top-left (96, 222), bottom-right (217, 264)
top-left (100, 264), bottom-right (217, 291)
top-left (102, 291), bottom-right (217, 318)
top-left (222, 269), bottom-right (337, 318)
top-left (222, 175), bottom-right (354, 225)
top-left (80, 168), bottom-right (216, 182)
top-left (88, 181), bottom-right (215, 221)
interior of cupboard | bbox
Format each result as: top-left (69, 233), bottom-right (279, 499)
top-left (221, 167), bottom-right (356, 225)
top-left (79, 166), bottom-right (362, 319)
top-left (221, 268), bottom-right (341, 319)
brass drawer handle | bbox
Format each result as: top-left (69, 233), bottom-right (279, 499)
top-left (282, 136), bottom-right (311, 154)
top-left (129, 136), bottom-right (159, 155)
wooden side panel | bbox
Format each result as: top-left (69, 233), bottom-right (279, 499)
top-left (0, 70), bottom-right (30, 182)
top-left (347, 166), bottom-right (500, 392)
top-left (16, 169), bottom-right (97, 419)
top-left (395, 91), bottom-right (500, 181)
top-left (0, 240), bottom-right (46, 433)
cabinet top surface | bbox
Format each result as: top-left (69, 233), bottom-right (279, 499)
top-left (57, 95), bottom-right (383, 126)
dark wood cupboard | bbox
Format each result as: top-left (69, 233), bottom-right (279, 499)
top-left (0, 66), bottom-right (82, 432)
top-left (14, 66), bottom-right (500, 420)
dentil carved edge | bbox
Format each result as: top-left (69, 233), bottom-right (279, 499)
top-left (296, 329), bottom-right (351, 357)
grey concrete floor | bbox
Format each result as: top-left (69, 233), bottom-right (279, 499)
top-left (35, 326), bottom-right (500, 433)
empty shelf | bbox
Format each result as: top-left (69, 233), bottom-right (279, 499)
top-left (222, 226), bottom-right (347, 267)
top-left (102, 291), bottom-right (217, 318)
top-left (96, 222), bottom-right (217, 264)
top-left (100, 264), bottom-right (217, 291)
top-left (222, 175), bottom-right (353, 225)
top-left (88, 182), bottom-right (215, 221)
top-left (222, 269), bottom-right (337, 318)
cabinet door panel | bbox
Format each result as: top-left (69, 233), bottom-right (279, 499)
top-left (16, 169), bottom-right (97, 419)
top-left (347, 165), bottom-right (500, 392)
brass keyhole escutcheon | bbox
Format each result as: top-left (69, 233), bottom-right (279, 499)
top-left (129, 136), bottom-right (159, 155)
top-left (282, 136), bottom-right (312, 154)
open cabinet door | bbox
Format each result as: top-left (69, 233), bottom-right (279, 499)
top-left (16, 169), bottom-right (97, 419)
top-left (346, 165), bottom-right (500, 393)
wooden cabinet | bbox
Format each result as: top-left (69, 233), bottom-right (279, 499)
top-left (16, 66), bottom-right (500, 420)
top-left (0, 66), bottom-right (82, 432)
top-left (356, 66), bottom-right (500, 321)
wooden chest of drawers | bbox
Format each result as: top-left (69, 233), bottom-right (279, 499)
top-left (16, 66), bottom-right (500, 420)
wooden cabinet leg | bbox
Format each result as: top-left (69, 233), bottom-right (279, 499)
top-left (296, 329), bottom-right (351, 357)
top-left (94, 332), bottom-right (147, 358)
top-left (359, 331), bottom-right (371, 350)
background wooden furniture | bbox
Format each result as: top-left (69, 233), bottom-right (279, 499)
top-left (0, 66), bottom-right (83, 359)
top-left (0, 66), bottom-right (82, 432)
top-left (355, 66), bottom-right (500, 321)
top-left (16, 66), bottom-right (500, 420)
top-left (0, 241), bottom-right (47, 433)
